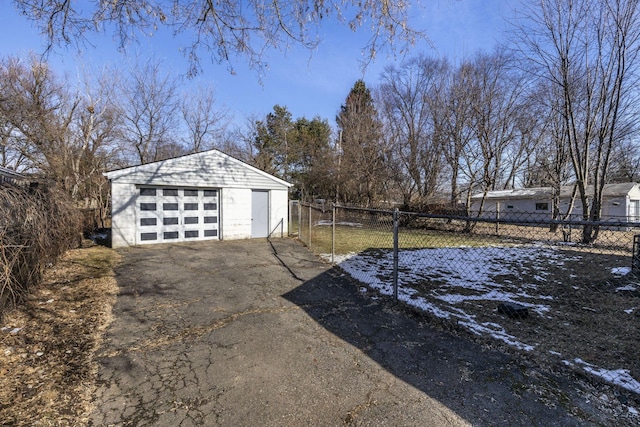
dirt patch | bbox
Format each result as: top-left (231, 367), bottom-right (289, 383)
top-left (0, 243), bottom-right (120, 426)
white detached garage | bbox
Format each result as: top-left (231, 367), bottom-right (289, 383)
top-left (104, 149), bottom-right (291, 248)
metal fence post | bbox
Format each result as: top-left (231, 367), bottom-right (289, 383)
top-left (288, 200), bottom-right (293, 237)
top-left (332, 206), bottom-right (336, 265)
top-left (298, 202), bottom-right (302, 239)
top-left (393, 208), bottom-right (399, 300)
top-left (308, 203), bottom-right (312, 250)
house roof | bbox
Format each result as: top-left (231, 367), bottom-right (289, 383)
top-left (104, 149), bottom-right (292, 189)
top-left (472, 182), bottom-right (639, 200)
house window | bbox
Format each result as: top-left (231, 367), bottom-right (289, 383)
top-left (535, 203), bottom-right (549, 211)
top-left (507, 205), bottom-right (514, 209)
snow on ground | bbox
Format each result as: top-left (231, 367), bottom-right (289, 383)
top-left (565, 359), bottom-right (640, 394)
top-left (331, 245), bottom-right (566, 351)
top-left (612, 266), bottom-right (632, 276)
top-left (323, 245), bottom-right (640, 394)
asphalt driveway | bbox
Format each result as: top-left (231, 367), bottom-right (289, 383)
top-left (89, 239), bottom-right (622, 426)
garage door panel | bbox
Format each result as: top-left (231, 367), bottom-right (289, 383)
top-left (136, 187), bottom-right (219, 245)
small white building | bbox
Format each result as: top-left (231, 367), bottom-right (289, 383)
top-left (471, 183), bottom-right (640, 222)
top-left (104, 149), bottom-right (292, 248)
top-left (0, 166), bottom-right (27, 185)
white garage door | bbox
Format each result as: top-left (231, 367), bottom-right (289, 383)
top-left (136, 187), bottom-right (219, 244)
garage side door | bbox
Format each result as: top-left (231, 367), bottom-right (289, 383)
top-left (251, 190), bottom-right (269, 238)
top-left (136, 187), bottom-right (219, 244)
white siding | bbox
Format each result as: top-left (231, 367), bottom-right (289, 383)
top-left (220, 188), bottom-right (252, 240)
top-left (106, 150), bottom-right (292, 247)
top-left (602, 197), bottom-right (627, 218)
top-left (270, 189), bottom-right (289, 236)
top-left (111, 183), bottom-right (138, 247)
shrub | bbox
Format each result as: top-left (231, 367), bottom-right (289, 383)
top-left (0, 181), bottom-right (82, 318)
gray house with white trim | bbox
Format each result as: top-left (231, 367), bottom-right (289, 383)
top-left (104, 149), bottom-right (292, 248)
top-left (471, 183), bottom-right (640, 222)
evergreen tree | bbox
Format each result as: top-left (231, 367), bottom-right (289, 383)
top-left (336, 80), bottom-right (388, 206)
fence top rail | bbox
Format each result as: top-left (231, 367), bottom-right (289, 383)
top-left (333, 205), bottom-right (395, 215)
top-left (398, 210), bottom-right (640, 228)
top-left (303, 203), bottom-right (640, 228)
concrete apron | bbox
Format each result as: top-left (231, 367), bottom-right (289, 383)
top-left (90, 238), bottom-right (608, 426)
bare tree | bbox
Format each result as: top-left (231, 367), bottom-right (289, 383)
top-left (377, 55), bottom-right (448, 210)
top-left (523, 81), bottom-right (576, 230)
top-left (72, 69), bottom-right (123, 221)
top-left (436, 60), bottom-right (476, 211)
top-left (12, 0), bottom-right (426, 76)
top-left (118, 60), bottom-right (183, 164)
top-left (514, 0), bottom-right (640, 243)
top-left (181, 85), bottom-right (229, 153)
top-left (465, 50), bottom-right (528, 216)
top-left (609, 139), bottom-right (640, 182)
top-left (0, 54), bottom-right (122, 223)
top-left (0, 55), bottom-right (79, 183)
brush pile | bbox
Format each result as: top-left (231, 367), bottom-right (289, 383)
top-left (0, 181), bottom-right (82, 318)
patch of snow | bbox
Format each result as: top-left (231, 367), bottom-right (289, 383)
top-left (334, 244), bottom-right (639, 392)
top-left (612, 266), bottom-right (632, 276)
top-left (335, 245), bottom-right (566, 352)
top-left (616, 284), bottom-right (637, 292)
top-left (629, 406), bottom-right (639, 416)
top-left (10, 328), bottom-right (21, 335)
top-left (567, 359), bottom-right (640, 394)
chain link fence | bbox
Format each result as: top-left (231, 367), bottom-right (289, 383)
top-left (295, 202), bottom-right (640, 397)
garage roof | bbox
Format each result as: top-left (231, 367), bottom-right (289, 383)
top-left (104, 149), bottom-right (292, 190)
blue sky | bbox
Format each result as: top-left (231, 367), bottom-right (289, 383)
top-left (0, 0), bottom-right (519, 128)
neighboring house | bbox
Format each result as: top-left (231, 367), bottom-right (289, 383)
top-left (104, 149), bottom-right (292, 248)
top-left (0, 166), bottom-right (26, 185)
top-left (470, 183), bottom-right (640, 223)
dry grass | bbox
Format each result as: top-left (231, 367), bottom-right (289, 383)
top-left (0, 243), bottom-right (120, 426)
